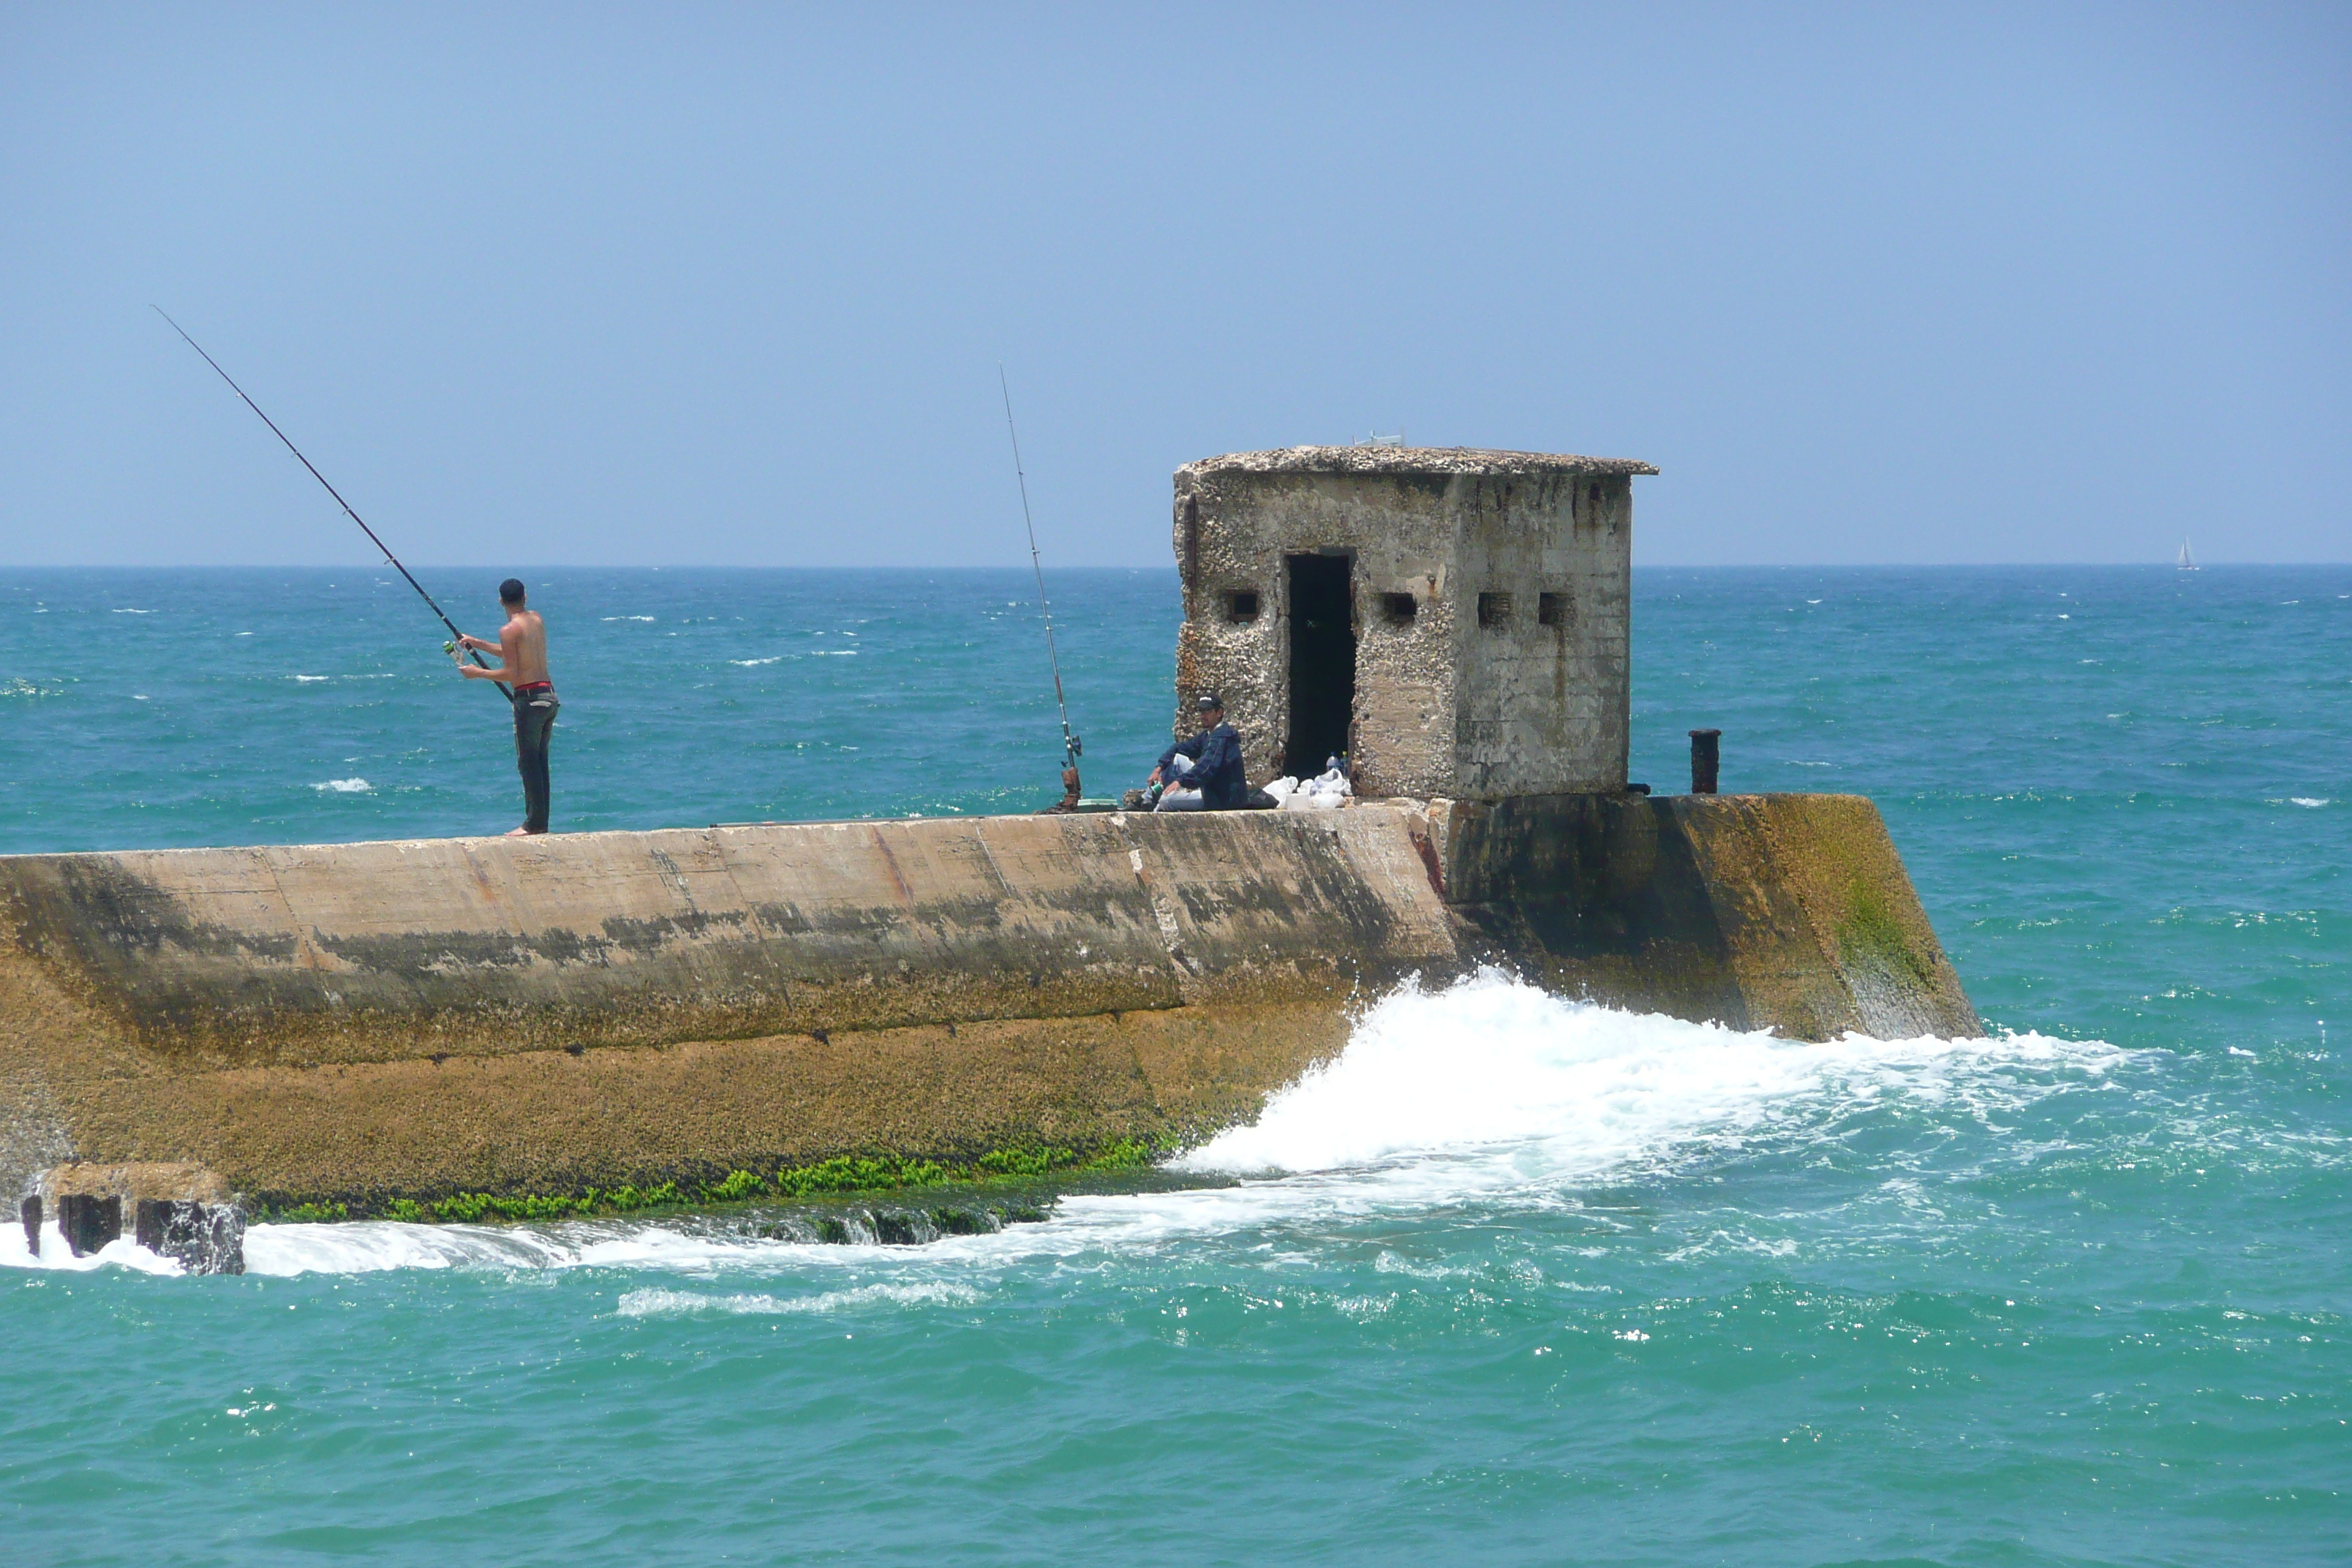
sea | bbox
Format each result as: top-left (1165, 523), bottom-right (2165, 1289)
top-left (0, 564), bottom-right (2345, 1566)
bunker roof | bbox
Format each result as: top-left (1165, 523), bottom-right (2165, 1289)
top-left (1179, 445), bottom-right (1658, 480)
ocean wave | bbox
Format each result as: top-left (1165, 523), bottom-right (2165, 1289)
top-left (237, 1215), bottom-right (1010, 1278)
top-left (0, 1223), bottom-right (186, 1275)
top-left (615, 1281), bottom-right (984, 1318)
top-left (1175, 969), bottom-right (2127, 1183)
top-left (311, 778), bottom-right (372, 793)
top-left (241, 1215), bottom-right (781, 1275)
top-left (731, 656), bottom-right (784, 666)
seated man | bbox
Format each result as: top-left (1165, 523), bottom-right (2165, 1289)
top-left (1150, 693), bottom-right (1248, 812)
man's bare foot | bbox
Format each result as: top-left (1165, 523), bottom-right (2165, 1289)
top-left (506, 826), bottom-right (533, 837)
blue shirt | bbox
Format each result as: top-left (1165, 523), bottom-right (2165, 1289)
top-left (1158, 723), bottom-right (1247, 810)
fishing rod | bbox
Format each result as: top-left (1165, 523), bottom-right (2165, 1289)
top-left (153, 306), bottom-right (509, 698)
top-left (998, 366), bottom-right (1080, 782)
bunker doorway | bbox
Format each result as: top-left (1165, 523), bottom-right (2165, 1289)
top-left (1284, 552), bottom-right (1357, 777)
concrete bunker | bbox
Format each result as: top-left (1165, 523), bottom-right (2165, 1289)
top-left (1172, 446), bottom-right (1656, 799)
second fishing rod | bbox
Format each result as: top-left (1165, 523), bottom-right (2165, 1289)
top-left (155, 306), bottom-right (510, 698)
top-left (999, 367), bottom-right (1085, 807)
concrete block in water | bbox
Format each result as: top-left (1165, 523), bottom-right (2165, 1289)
top-left (56, 1192), bottom-right (120, 1256)
top-left (132, 1199), bottom-right (246, 1275)
top-left (26, 1161), bottom-right (245, 1273)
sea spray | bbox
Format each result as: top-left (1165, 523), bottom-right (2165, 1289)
top-left (1179, 968), bottom-right (2130, 1184)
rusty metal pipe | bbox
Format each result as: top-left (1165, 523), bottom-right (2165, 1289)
top-left (1689, 729), bottom-right (1721, 794)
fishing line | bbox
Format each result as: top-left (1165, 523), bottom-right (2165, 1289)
top-left (154, 306), bottom-right (509, 698)
top-left (998, 366), bottom-right (1079, 776)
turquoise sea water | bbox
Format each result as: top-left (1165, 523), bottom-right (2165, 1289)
top-left (1, 565), bottom-right (2347, 1565)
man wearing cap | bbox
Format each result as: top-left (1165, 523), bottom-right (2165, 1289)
top-left (1150, 694), bottom-right (1248, 811)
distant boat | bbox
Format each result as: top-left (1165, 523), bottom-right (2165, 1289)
top-left (2177, 538), bottom-right (2199, 570)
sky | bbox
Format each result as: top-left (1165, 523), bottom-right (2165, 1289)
top-left (1, 4), bottom-right (2345, 568)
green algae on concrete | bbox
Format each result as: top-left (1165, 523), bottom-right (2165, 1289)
top-left (253, 1138), bottom-right (1166, 1225)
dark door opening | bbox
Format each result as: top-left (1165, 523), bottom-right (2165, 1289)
top-left (1284, 553), bottom-right (1357, 776)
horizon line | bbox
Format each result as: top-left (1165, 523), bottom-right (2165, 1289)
top-left (1, 560), bottom-right (2346, 573)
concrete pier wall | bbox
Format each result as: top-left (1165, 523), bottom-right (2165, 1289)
top-left (0, 795), bottom-right (1977, 1210)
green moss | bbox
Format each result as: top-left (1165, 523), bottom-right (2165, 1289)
top-left (1837, 880), bottom-right (1932, 986)
top-left (263, 1136), bottom-right (1180, 1226)
top-left (259, 1200), bottom-right (349, 1224)
top-left (774, 1154), bottom-right (950, 1199)
top-left (703, 1169), bottom-right (767, 1203)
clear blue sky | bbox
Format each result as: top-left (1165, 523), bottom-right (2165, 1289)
top-left (2, 4), bottom-right (2344, 568)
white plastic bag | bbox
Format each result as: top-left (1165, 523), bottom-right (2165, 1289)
top-left (1280, 769), bottom-right (1352, 810)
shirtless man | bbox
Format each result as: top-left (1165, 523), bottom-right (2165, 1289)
top-left (456, 578), bottom-right (559, 836)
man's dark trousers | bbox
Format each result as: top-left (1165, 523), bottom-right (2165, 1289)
top-left (512, 685), bottom-right (559, 833)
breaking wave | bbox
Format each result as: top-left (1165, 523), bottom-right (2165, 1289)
top-left (615, 1281), bottom-right (984, 1317)
top-left (1180, 968), bottom-right (2127, 1181)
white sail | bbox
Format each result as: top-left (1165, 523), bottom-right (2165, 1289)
top-left (2177, 538), bottom-right (2198, 570)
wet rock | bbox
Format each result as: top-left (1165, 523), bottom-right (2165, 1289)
top-left (57, 1193), bottom-right (121, 1256)
top-left (134, 1199), bottom-right (246, 1276)
top-left (20, 1195), bottom-right (39, 1256)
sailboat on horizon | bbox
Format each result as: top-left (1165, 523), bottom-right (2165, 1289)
top-left (2177, 538), bottom-right (2199, 571)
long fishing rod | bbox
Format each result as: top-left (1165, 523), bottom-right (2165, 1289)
top-left (998, 366), bottom-right (1079, 776)
top-left (153, 306), bottom-right (509, 698)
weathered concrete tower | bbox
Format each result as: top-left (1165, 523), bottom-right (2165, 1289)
top-left (1171, 446), bottom-right (1657, 798)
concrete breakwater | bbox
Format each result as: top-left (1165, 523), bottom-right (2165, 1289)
top-left (0, 792), bottom-right (1976, 1235)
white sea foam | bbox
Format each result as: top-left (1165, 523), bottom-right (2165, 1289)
top-left (2291, 798), bottom-right (2330, 808)
top-left (311, 778), bottom-right (372, 793)
top-left (601, 615), bottom-right (657, 622)
top-left (813, 649), bottom-right (858, 657)
top-left (0, 1222), bottom-right (184, 1275)
top-left (1178, 970), bottom-right (2121, 1183)
top-left (731, 656), bottom-right (784, 666)
top-left (110, 608), bottom-right (152, 614)
top-left (237, 1215), bottom-right (817, 1276)
top-left (614, 1281), bottom-right (983, 1317)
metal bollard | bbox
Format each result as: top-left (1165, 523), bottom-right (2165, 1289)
top-left (1689, 729), bottom-right (1721, 794)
